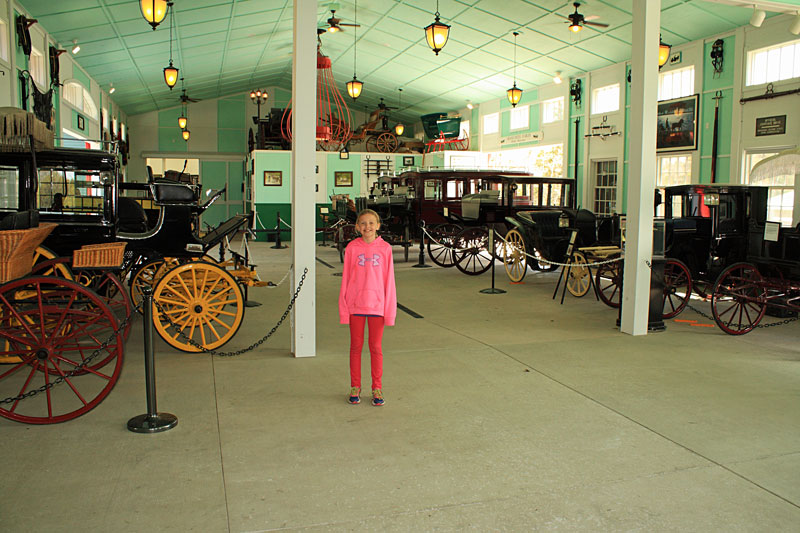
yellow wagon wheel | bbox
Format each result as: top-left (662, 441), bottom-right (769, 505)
top-left (129, 257), bottom-right (181, 308)
top-left (566, 251), bottom-right (591, 297)
top-left (503, 228), bottom-right (528, 283)
top-left (151, 261), bottom-right (244, 353)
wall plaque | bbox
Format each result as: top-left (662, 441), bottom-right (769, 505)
top-left (755, 115), bottom-right (786, 137)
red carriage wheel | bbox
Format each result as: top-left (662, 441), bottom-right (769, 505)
top-left (662, 259), bottom-right (692, 319)
top-left (0, 276), bottom-right (124, 424)
top-left (710, 262), bottom-right (767, 335)
top-left (596, 257), bottom-right (622, 308)
top-left (426, 223), bottom-right (461, 268)
top-left (453, 227), bottom-right (493, 275)
top-left (375, 132), bottom-right (398, 153)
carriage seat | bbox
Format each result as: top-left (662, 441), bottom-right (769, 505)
top-left (517, 210), bottom-right (563, 236)
top-left (118, 197), bottom-right (148, 233)
top-left (150, 179), bottom-right (198, 205)
top-left (0, 210), bottom-right (38, 230)
top-left (461, 190), bottom-right (499, 220)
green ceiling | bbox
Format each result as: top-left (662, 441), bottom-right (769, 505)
top-left (14, 0), bottom-right (800, 122)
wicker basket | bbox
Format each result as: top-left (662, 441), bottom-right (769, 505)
top-left (72, 242), bottom-right (128, 269)
top-left (0, 223), bottom-right (57, 283)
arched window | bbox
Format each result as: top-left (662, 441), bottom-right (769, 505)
top-left (63, 80), bottom-right (98, 120)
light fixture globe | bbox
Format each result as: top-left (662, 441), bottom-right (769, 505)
top-left (424, 2), bottom-right (450, 55)
top-left (395, 123), bottom-right (404, 136)
top-left (658, 37), bottom-right (671, 67)
top-left (569, 22), bottom-right (582, 33)
top-left (507, 84), bottom-right (523, 107)
top-left (141, 0), bottom-right (169, 31)
top-left (182, 129), bottom-right (190, 141)
top-left (346, 77), bottom-right (363, 100)
top-left (178, 114), bottom-right (187, 129)
top-left (164, 62), bottom-right (178, 89)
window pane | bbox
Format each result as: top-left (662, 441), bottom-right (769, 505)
top-left (746, 39), bottom-right (800, 86)
top-left (483, 113), bottom-right (499, 135)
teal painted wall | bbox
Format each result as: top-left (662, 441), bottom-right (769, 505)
top-left (327, 155), bottom-right (361, 197)
top-left (72, 66), bottom-right (92, 90)
top-left (218, 96), bottom-right (246, 153)
top-left (254, 151), bottom-right (292, 203)
top-left (699, 35), bottom-right (736, 184)
top-left (158, 107), bottom-right (188, 152)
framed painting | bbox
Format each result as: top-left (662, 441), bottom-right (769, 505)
top-left (334, 171), bottom-right (353, 187)
top-left (264, 171), bottom-right (282, 186)
top-left (403, 156), bottom-right (415, 166)
top-left (657, 94), bottom-right (699, 152)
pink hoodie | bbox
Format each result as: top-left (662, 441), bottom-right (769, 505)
top-left (338, 236), bottom-right (397, 325)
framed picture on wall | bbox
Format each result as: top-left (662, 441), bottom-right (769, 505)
top-left (403, 156), bottom-right (415, 166)
top-left (656, 94), bottom-right (699, 152)
top-left (264, 171), bottom-right (282, 186)
top-left (334, 171), bottom-right (353, 187)
top-left (77, 114), bottom-right (85, 131)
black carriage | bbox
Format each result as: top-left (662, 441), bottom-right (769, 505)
top-left (368, 169), bottom-right (575, 275)
top-left (0, 141), bottom-right (257, 354)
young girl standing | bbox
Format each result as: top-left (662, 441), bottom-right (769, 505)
top-left (338, 209), bottom-right (397, 406)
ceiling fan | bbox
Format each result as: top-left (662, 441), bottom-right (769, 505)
top-left (560, 2), bottom-right (609, 32)
top-left (179, 87), bottom-right (200, 104)
top-left (321, 9), bottom-right (360, 33)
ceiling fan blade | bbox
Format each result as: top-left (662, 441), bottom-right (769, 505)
top-left (584, 20), bottom-right (609, 28)
top-left (339, 23), bottom-right (360, 27)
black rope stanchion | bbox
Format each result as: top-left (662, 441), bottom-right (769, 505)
top-left (412, 221), bottom-right (432, 268)
top-left (271, 211), bottom-right (287, 249)
top-left (480, 228), bottom-right (506, 294)
top-left (127, 287), bottom-right (178, 434)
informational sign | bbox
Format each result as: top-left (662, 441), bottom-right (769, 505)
top-left (755, 115), bottom-right (786, 137)
top-left (500, 131), bottom-right (542, 145)
top-left (764, 221), bottom-right (780, 242)
top-left (668, 51), bottom-right (682, 65)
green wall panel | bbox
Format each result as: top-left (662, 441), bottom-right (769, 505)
top-left (201, 202), bottom-right (228, 230)
top-left (72, 66), bottom-right (91, 90)
top-left (328, 153), bottom-right (361, 197)
top-left (700, 89), bottom-right (733, 158)
top-left (622, 162), bottom-right (629, 213)
top-left (201, 161), bottom-right (227, 189)
top-left (394, 154), bottom-right (421, 168)
top-left (274, 88), bottom-right (291, 109)
top-left (158, 107), bottom-right (183, 128)
top-left (218, 130), bottom-right (245, 153)
top-left (699, 156), bottom-right (731, 184)
top-left (254, 151), bottom-right (291, 203)
top-left (254, 203), bottom-right (291, 242)
top-left (228, 161), bottom-right (244, 201)
top-left (218, 97), bottom-right (245, 129)
top-left (158, 127), bottom-right (188, 152)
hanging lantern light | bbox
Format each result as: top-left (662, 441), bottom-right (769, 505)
top-left (507, 32), bottom-right (523, 107)
top-left (281, 42), bottom-right (353, 152)
top-left (182, 129), bottom-right (190, 141)
top-left (178, 111), bottom-right (187, 130)
top-left (658, 35), bottom-right (672, 68)
top-left (345, 0), bottom-right (363, 100)
top-left (424, 0), bottom-right (450, 55)
top-left (140, 0), bottom-right (169, 31)
top-left (163, 2), bottom-right (178, 89)
top-left (394, 88), bottom-right (404, 136)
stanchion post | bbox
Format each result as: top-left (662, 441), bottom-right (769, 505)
top-left (412, 221), bottom-right (432, 268)
top-left (480, 228), bottom-right (506, 294)
top-left (127, 287), bottom-right (178, 433)
top-left (271, 211), bottom-right (286, 249)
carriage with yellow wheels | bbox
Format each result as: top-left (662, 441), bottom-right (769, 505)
top-left (0, 109), bottom-right (267, 355)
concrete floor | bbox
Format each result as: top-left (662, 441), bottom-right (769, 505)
top-left (1, 241), bottom-right (799, 532)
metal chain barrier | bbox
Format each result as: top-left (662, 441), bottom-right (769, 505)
top-left (152, 267), bottom-right (308, 356)
top-left (420, 225), bottom-right (624, 269)
top-left (1, 300), bottom-right (143, 406)
top-left (267, 265), bottom-right (294, 288)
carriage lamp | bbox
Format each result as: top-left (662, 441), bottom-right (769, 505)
top-left (658, 35), bottom-right (671, 68)
top-left (424, 1), bottom-right (450, 55)
top-left (178, 113), bottom-right (187, 129)
top-left (346, 76), bottom-right (363, 100)
top-left (182, 129), bottom-right (190, 141)
top-left (141, 0), bottom-right (169, 31)
top-left (559, 213), bottom-right (570, 228)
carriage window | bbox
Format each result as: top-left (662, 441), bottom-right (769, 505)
top-left (550, 184), bottom-right (564, 207)
top-left (445, 180), bottom-right (463, 199)
top-left (530, 184), bottom-right (540, 206)
top-left (424, 180), bottom-right (441, 201)
top-left (38, 168), bottom-right (105, 214)
top-left (0, 166), bottom-right (19, 209)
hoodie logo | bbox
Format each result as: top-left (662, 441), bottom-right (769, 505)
top-left (357, 253), bottom-right (381, 267)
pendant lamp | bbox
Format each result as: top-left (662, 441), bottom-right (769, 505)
top-left (424, 0), bottom-right (450, 55)
top-left (163, 3), bottom-right (178, 89)
top-left (507, 32), bottom-right (523, 107)
top-left (346, 0), bottom-right (363, 100)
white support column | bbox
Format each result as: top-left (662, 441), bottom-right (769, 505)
top-left (621, 0), bottom-right (661, 335)
top-left (290, 0), bottom-right (317, 357)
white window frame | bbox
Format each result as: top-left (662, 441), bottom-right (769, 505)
top-left (29, 47), bottom-right (46, 89)
top-left (483, 112), bottom-right (499, 135)
top-left (591, 83), bottom-right (620, 115)
top-left (120, 123), bottom-right (126, 141)
top-left (658, 66), bottom-right (695, 101)
top-left (542, 97), bottom-right (564, 124)
top-left (592, 159), bottom-right (618, 216)
top-left (509, 105), bottom-right (529, 131)
top-left (63, 81), bottom-right (99, 120)
top-left (0, 19), bottom-right (9, 63)
top-left (656, 154), bottom-right (693, 187)
top-left (746, 39), bottom-right (800, 86)
top-left (743, 150), bottom-right (795, 227)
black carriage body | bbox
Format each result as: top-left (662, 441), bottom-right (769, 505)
top-left (0, 148), bottom-right (118, 254)
top-left (371, 169), bottom-right (575, 235)
top-left (661, 184), bottom-right (768, 284)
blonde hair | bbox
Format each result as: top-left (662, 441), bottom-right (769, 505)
top-left (356, 208), bottom-right (381, 223)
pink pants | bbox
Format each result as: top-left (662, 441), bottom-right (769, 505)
top-left (349, 315), bottom-right (384, 390)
